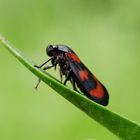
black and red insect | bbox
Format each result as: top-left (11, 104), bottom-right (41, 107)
top-left (35, 44), bottom-right (109, 106)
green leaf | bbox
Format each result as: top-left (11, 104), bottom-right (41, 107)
top-left (0, 34), bottom-right (140, 140)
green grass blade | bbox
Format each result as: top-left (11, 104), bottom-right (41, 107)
top-left (0, 34), bottom-right (140, 140)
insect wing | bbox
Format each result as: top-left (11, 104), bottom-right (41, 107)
top-left (65, 52), bottom-right (109, 106)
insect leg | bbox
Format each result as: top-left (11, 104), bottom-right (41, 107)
top-left (59, 68), bottom-right (63, 82)
top-left (64, 71), bottom-right (72, 85)
top-left (35, 64), bottom-right (54, 89)
top-left (43, 64), bottom-right (54, 70)
top-left (71, 75), bottom-right (79, 92)
top-left (35, 79), bottom-right (41, 89)
top-left (34, 58), bottom-right (52, 68)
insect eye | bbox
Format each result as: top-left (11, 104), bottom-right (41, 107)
top-left (46, 45), bottom-right (54, 56)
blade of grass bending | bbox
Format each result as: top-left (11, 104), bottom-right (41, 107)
top-left (0, 34), bottom-right (140, 140)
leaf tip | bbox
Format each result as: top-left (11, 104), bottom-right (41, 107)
top-left (0, 34), bottom-right (5, 42)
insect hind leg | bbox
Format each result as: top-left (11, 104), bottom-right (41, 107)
top-left (63, 71), bottom-right (79, 93)
top-left (64, 71), bottom-right (72, 85)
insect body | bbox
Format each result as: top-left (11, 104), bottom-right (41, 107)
top-left (35, 44), bottom-right (109, 106)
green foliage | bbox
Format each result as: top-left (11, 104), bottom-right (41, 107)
top-left (1, 35), bottom-right (140, 140)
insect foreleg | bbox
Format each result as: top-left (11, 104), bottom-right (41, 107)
top-left (35, 62), bottom-right (54, 89)
top-left (34, 58), bottom-right (52, 68)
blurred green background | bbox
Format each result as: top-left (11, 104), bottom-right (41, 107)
top-left (0, 0), bottom-right (140, 140)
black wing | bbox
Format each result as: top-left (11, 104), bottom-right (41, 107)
top-left (65, 52), bottom-right (109, 106)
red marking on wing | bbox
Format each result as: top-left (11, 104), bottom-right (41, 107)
top-left (89, 76), bottom-right (104, 98)
top-left (79, 70), bottom-right (89, 81)
top-left (66, 52), bottom-right (81, 63)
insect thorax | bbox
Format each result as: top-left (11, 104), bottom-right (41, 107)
top-left (59, 53), bottom-right (71, 76)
